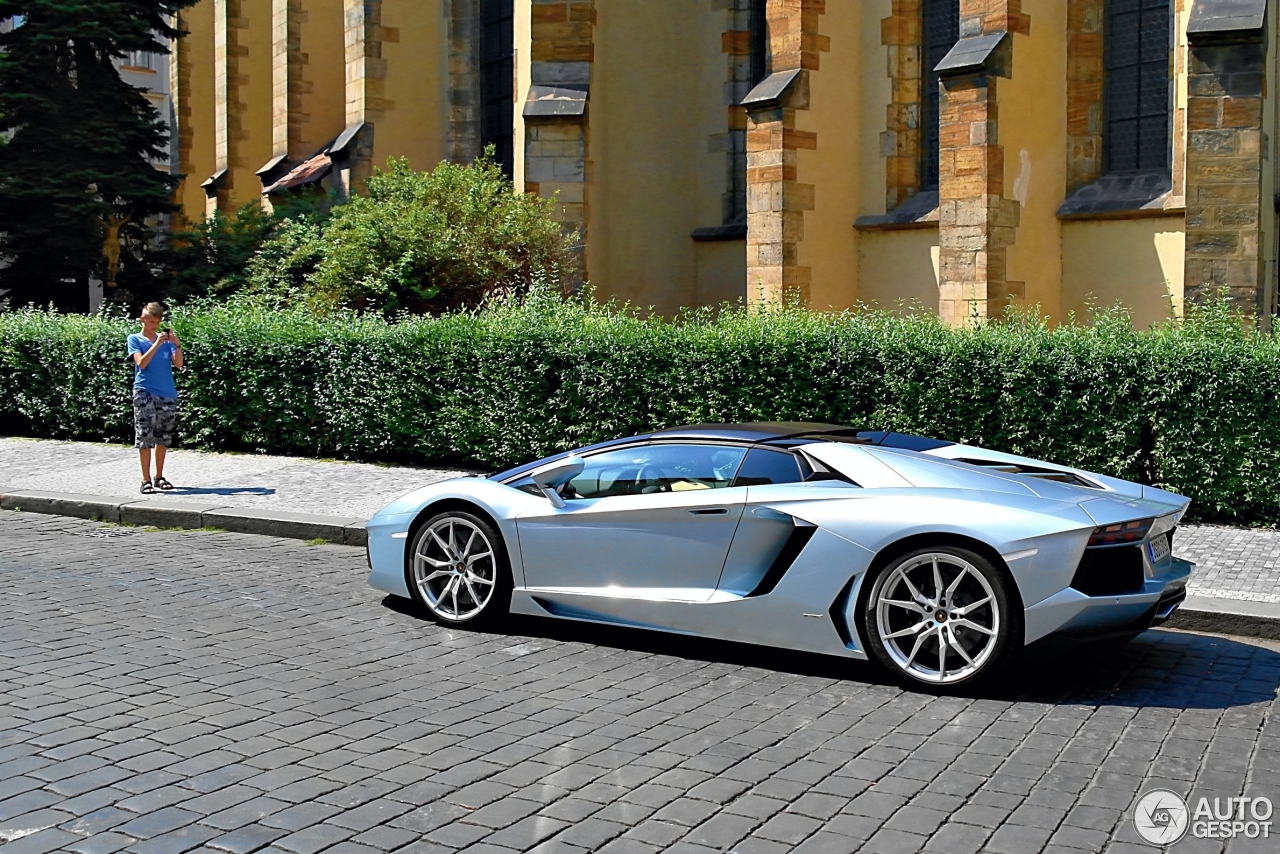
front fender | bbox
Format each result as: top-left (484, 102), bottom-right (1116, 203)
top-left (366, 477), bottom-right (554, 594)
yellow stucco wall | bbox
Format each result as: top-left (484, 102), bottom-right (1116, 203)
top-left (376, 0), bottom-right (446, 172)
top-left (229, 0), bottom-right (275, 210)
top-left (858, 229), bottom-right (941, 312)
top-left (1000, 0), bottom-right (1066, 320)
top-left (851, 0), bottom-right (942, 313)
top-left (298, 0), bottom-right (347, 156)
top-left (795, 2), bottom-right (863, 311)
top-left (589, 0), bottom-right (735, 316)
top-left (513, 1), bottom-right (531, 193)
top-left (1061, 218), bottom-right (1184, 327)
top-left (178, 0), bottom-right (216, 225)
top-left (695, 241), bottom-right (748, 308)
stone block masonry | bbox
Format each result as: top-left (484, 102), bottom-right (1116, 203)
top-left (524, 0), bottom-right (595, 287)
top-left (1185, 27), bottom-right (1268, 312)
top-left (744, 0), bottom-right (828, 307)
top-left (934, 0), bottom-right (1028, 326)
top-left (1064, 0), bottom-right (1104, 194)
top-left (881, 0), bottom-right (923, 212)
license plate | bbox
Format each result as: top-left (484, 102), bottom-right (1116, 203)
top-left (1148, 535), bottom-right (1171, 564)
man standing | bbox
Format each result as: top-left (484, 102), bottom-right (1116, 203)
top-left (128, 302), bottom-right (184, 494)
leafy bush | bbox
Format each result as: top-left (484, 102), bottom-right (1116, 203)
top-left (166, 199), bottom-right (321, 303)
top-left (246, 157), bottom-right (576, 315)
top-left (2, 297), bottom-right (1279, 524)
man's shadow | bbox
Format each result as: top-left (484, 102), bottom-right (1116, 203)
top-left (161, 486), bottom-right (276, 497)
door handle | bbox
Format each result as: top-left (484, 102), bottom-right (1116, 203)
top-left (688, 508), bottom-right (729, 515)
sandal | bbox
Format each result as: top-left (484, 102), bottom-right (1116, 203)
top-left (140, 480), bottom-right (155, 494)
top-left (154, 476), bottom-right (174, 491)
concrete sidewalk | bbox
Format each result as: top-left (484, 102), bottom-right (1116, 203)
top-left (2, 436), bottom-right (1278, 634)
top-left (0, 436), bottom-right (474, 545)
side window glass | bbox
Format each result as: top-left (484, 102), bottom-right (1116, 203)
top-left (733, 448), bottom-right (804, 487)
top-left (564, 444), bottom-right (747, 500)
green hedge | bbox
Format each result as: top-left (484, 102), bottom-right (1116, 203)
top-left (2, 298), bottom-right (1279, 524)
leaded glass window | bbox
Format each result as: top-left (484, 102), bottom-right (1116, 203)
top-left (1104, 0), bottom-right (1171, 173)
top-left (921, 0), bottom-right (960, 190)
top-left (480, 0), bottom-right (515, 178)
top-left (750, 0), bottom-right (769, 86)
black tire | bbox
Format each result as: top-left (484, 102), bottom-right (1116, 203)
top-left (862, 545), bottom-right (1022, 689)
top-left (404, 509), bottom-right (512, 628)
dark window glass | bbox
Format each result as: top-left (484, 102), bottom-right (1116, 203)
top-left (480, 0), bottom-right (515, 178)
top-left (750, 0), bottom-right (769, 86)
top-left (733, 448), bottom-right (804, 487)
top-left (1105, 0), bottom-right (1170, 173)
top-left (921, 0), bottom-right (960, 190)
top-left (564, 444), bottom-right (748, 500)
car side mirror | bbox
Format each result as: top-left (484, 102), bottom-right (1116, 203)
top-left (530, 456), bottom-right (585, 509)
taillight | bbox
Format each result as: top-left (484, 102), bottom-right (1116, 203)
top-left (1087, 518), bottom-right (1153, 547)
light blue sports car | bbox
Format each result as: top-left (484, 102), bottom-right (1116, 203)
top-left (366, 423), bottom-right (1192, 688)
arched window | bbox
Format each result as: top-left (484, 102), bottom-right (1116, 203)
top-left (1104, 0), bottom-right (1171, 173)
top-left (921, 0), bottom-right (960, 190)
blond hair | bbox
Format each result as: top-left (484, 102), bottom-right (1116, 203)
top-left (141, 302), bottom-right (166, 319)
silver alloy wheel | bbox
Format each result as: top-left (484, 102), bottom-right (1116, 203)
top-left (874, 552), bottom-right (1000, 684)
top-left (412, 516), bottom-right (497, 622)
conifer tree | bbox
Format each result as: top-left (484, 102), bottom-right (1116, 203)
top-left (0, 1), bottom-right (196, 311)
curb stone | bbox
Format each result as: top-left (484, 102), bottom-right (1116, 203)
top-left (1164, 595), bottom-right (1280, 641)
top-left (1, 488), bottom-right (1276, 639)
top-left (0, 488), bottom-right (367, 546)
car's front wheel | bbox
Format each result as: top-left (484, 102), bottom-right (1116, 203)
top-left (406, 510), bottom-right (511, 626)
top-left (864, 546), bottom-right (1020, 687)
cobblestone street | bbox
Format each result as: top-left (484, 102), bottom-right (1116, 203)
top-left (1, 512), bottom-right (1278, 854)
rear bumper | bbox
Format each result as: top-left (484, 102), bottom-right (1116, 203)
top-left (1024, 557), bottom-right (1193, 643)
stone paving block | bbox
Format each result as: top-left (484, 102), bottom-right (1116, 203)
top-left (486, 814), bottom-right (573, 849)
top-left (790, 831), bottom-right (864, 853)
top-left (681, 811), bottom-right (759, 848)
top-left (63, 831), bottom-right (138, 854)
top-left (0, 826), bottom-right (83, 854)
top-left (207, 824), bottom-right (289, 854)
top-left (126, 822), bottom-right (221, 854)
top-left (273, 823), bottom-right (355, 854)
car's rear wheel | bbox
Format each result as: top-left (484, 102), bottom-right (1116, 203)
top-left (864, 546), bottom-right (1020, 688)
top-left (406, 511), bottom-right (511, 626)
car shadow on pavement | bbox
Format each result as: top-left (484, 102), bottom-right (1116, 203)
top-left (382, 597), bottom-right (1280, 710)
top-left (1000, 628), bottom-right (1280, 710)
top-left (381, 596), bottom-right (896, 686)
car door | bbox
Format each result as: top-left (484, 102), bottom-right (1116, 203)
top-left (717, 446), bottom-right (814, 596)
top-left (516, 443), bottom-right (749, 600)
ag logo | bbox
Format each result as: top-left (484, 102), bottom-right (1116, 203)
top-left (1135, 789), bottom-right (1190, 846)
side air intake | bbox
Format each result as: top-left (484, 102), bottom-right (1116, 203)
top-left (747, 526), bottom-right (817, 597)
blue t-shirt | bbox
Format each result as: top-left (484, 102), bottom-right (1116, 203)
top-left (127, 333), bottom-right (178, 399)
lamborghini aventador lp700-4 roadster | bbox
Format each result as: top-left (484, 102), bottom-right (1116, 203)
top-left (366, 423), bottom-right (1192, 687)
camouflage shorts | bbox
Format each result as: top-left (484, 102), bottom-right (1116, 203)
top-left (133, 390), bottom-right (178, 449)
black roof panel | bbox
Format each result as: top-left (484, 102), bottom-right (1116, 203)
top-left (649, 422), bottom-right (859, 442)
